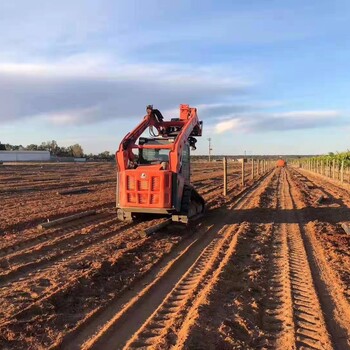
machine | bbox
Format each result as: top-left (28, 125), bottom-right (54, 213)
top-left (116, 104), bottom-right (204, 223)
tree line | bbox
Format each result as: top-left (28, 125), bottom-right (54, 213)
top-left (0, 140), bottom-right (115, 160)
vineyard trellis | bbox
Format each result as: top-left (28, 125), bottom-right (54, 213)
top-left (296, 151), bottom-right (350, 185)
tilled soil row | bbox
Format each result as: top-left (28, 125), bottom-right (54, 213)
top-left (180, 222), bottom-right (274, 350)
top-left (125, 223), bottom-right (252, 350)
top-left (292, 168), bottom-right (350, 207)
top-left (1, 197), bottom-right (116, 234)
top-left (0, 169), bottom-right (247, 295)
top-left (56, 170), bottom-right (276, 350)
top-left (0, 211), bottom-right (115, 253)
top-left (175, 168), bottom-right (281, 349)
top-left (1, 163), bottom-right (229, 234)
top-left (0, 217), bottom-right (147, 322)
top-left (0, 170), bottom-right (241, 260)
top-left (0, 215), bottom-right (127, 284)
top-left (290, 168), bottom-right (350, 303)
top-left (278, 170), bottom-right (333, 349)
top-left (2, 165), bottom-right (270, 347)
top-left (0, 222), bottom-right (183, 349)
top-left (177, 168), bottom-right (350, 350)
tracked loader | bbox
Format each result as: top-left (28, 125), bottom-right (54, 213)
top-left (116, 104), bottom-right (205, 223)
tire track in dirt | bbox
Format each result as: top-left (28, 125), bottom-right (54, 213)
top-left (287, 222), bottom-right (332, 349)
top-left (268, 168), bottom-right (349, 350)
top-left (267, 169), bottom-right (334, 349)
top-left (262, 169), bottom-right (295, 348)
top-left (264, 169), bottom-right (334, 349)
top-left (124, 223), bottom-right (249, 350)
top-left (0, 164), bottom-right (271, 349)
top-left (174, 169), bottom-right (280, 349)
top-left (288, 168), bottom-right (350, 303)
top-left (57, 170), bottom-right (275, 350)
top-left (177, 168), bottom-right (350, 350)
top-left (285, 170), bottom-right (350, 349)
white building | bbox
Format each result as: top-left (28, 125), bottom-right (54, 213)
top-left (0, 151), bottom-right (50, 162)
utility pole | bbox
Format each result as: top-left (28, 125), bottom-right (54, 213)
top-left (207, 138), bottom-right (212, 162)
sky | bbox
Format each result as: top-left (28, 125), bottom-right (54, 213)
top-left (0, 0), bottom-right (349, 155)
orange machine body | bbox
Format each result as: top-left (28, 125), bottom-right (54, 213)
top-left (276, 159), bottom-right (286, 167)
top-left (116, 104), bottom-right (203, 219)
top-left (118, 165), bottom-right (172, 210)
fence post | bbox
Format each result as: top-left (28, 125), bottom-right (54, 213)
top-left (341, 160), bottom-right (344, 183)
top-left (223, 157), bottom-right (227, 196)
top-left (332, 159), bottom-right (336, 179)
top-left (241, 159), bottom-right (245, 188)
top-left (251, 158), bottom-right (254, 180)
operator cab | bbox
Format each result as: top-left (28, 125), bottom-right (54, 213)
top-left (138, 137), bottom-right (174, 165)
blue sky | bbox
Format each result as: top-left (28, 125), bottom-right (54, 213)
top-left (0, 0), bottom-right (349, 155)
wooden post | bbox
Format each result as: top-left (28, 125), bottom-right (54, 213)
top-left (143, 218), bottom-right (172, 236)
top-left (332, 159), bottom-right (336, 179)
top-left (322, 160), bottom-right (324, 176)
top-left (340, 160), bottom-right (344, 183)
top-left (223, 157), bottom-right (227, 196)
top-left (241, 159), bottom-right (245, 188)
top-left (251, 158), bottom-right (254, 180)
top-left (37, 210), bottom-right (96, 230)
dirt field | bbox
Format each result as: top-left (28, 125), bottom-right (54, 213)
top-left (0, 162), bottom-right (349, 350)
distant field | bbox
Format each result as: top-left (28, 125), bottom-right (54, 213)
top-left (0, 162), bottom-right (349, 349)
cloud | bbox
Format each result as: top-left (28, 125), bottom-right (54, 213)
top-left (214, 110), bottom-right (345, 134)
top-left (215, 119), bottom-right (242, 133)
top-left (0, 57), bottom-right (252, 125)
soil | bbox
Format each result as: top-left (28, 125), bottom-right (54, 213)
top-left (0, 162), bottom-right (349, 350)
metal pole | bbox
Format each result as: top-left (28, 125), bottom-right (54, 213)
top-left (223, 157), bottom-right (227, 196)
top-left (207, 138), bottom-right (212, 162)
